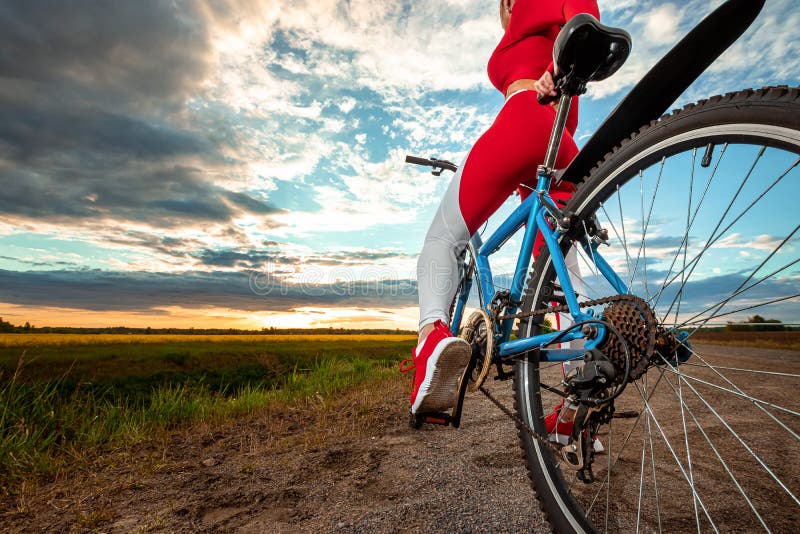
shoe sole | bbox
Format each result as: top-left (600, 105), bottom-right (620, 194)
top-left (412, 338), bottom-right (471, 414)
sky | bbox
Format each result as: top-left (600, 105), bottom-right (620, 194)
top-left (0, 0), bottom-right (798, 330)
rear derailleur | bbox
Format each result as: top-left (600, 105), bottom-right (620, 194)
top-left (557, 348), bottom-right (616, 484)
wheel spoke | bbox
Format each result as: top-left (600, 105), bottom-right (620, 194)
top-left (652, 143), bottom-right (727, 318)
top-left (582, 219), bottom-right (602, 282)
top-left (572, 250), bottom-right (604, 299)
top-left (669, 340), bottom-right (800, 436)
top-left (605, 417), bottom-right (612, 534)
top-left (636, 418), bottom-right (647, 533)
top-left (615, 185), bottom-right (633, 281)
top-left (681, 362), bottom-right (800, 379)
top-left (678, 224), bottom-right (799, 331)
top-left (656, 361), bottom-right (800, 506)
top-left (656, 363), bottom-right (773, 532)
top-left (688, 383), bottom-right (797, 508)
top-left (643, 373), bottom-right (664, 533)
top-left (681, 292), bottom-right (800, 326)
top-left (660, 365), bottom-right (800, 422)
top-left (652, 146), bottom-right (765, 317)
top-left (653, 155), bottom-right (799, 317)
top-left (673, 148), bottom-right (697, 330)
top-left (633, 381), bottom-right (720, 532)
top-left (628, 171), bottom-right (645, 290)
top-left (586, 373), bottom-right (666, 514)
top-left (675, 360), bottom-right (701, 533)
top-left (679, 256), bottom-right (800, 331)
top-left (599, 202), bottom-right (630, 282)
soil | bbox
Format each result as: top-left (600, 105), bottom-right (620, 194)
top-left (1, 344), bottom-right (798, 533)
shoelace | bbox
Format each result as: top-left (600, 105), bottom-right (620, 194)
top-left (399, 358), bottom-right (415, 373)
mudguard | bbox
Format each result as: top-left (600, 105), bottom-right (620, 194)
top-left (560, 0), bottom-right (766, 184)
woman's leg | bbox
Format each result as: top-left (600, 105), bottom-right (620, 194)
top-left (417, 90), bottom-right (579, 334)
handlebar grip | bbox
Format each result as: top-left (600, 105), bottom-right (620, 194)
top-left (405, 155), bottom-right (431, 166)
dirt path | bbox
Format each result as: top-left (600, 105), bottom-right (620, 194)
top-left (1, 370), bottom-right (544, 533)
top-left (3, 344), bottom-right (798, 533)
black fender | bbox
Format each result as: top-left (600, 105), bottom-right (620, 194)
top-left (561, 0), bottom-right (766, 184)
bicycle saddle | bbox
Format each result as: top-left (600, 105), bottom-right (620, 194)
top-left (553, 14), bottom-right (631, 93)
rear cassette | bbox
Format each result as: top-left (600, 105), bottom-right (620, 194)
top-left (598, 296), bottom-right (657, 382)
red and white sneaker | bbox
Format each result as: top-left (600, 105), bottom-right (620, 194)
top-left (545, 401), bottom-right (604, 452)
top-left (399, 320), bottom-right (471, 415)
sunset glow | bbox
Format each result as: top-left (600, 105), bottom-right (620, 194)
top-left (1, 1), bottom-right (797, 329)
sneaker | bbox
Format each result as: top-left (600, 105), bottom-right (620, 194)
top-left (545, 400), bottom-right (573, 445)
top-left (545, 401), bottom-right (604, 452)
top-left (399, 320), bottom-right (471, 414)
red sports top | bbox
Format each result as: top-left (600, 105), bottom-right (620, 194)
top-left (487, 0), bottom-right (600, 132)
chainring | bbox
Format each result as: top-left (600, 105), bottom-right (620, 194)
top-left (460, 310), bottom-right (494, 392)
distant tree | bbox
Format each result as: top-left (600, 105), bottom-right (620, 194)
top-left (726, 315), bottom-right (785, 332)
top-left (0, 317), bottom-right (16, 333)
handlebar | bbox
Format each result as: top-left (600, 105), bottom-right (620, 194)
top-left (405, 155), bottom-right (433, 167)
top-left (404, 155), bottom-right (458, 175)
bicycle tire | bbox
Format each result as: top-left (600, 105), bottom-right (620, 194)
top-left (514, 86), bottom-right (800, 533)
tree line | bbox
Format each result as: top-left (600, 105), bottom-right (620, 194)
top-left (0, 318), bottom-right (415, 335)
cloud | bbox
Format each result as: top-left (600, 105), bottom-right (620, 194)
top-left (632, 3), bottom-right (683, 46)
top-left (1, 0), bottom-right (797, 329)
top-left (587, 0), bottom-right (799, 101)
top-left (0, 1), bottom-right (213, 108)
top-left (0, 268), bottom-right (418, 313)
top-left (714, 233), bottom-right (789, 252)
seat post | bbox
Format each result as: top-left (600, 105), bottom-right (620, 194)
top-left (543, 93), bottom-right (573, 172)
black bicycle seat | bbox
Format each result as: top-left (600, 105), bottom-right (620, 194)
top-left (553, 14), bottom-right (631, 91)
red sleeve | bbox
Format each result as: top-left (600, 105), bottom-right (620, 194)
top-left (506, 0), bottom-right (562, 38)
top-left (563, 0), bottom-right (600, 22)
top-left (508, 0), bottom-right (600, 39)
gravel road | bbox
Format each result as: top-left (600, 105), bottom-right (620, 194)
top-left (3, 343), bottom-right (798, 533)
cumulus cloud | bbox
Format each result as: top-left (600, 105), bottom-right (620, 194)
top-left (587, 0), bottom-right (798, 101)
top-left (632, 3), bottom-right (683, 46)
top-left (1, 0), bottom-right (797, 326)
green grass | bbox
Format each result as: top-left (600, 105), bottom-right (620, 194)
top-left (0, 335), bottom-right (414, 496)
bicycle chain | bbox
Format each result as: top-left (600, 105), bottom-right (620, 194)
top-left (479, 384), bottom-right (564, 455)
top-left (497, 292), bottom-right (637, 321)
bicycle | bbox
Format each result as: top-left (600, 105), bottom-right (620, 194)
top-left (405, 1), bottom-right (799, 532)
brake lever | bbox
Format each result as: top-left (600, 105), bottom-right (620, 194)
top-left (429, 158), bottom-right (458, 176)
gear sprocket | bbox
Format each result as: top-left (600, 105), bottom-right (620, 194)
top-left (598, 297), bottom-right (657, 383)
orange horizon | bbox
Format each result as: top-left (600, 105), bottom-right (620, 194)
top-left (0, 302), bottom-right (420, 331)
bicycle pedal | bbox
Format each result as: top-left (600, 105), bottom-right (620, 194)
top-left (411, 411), bottom-right (453, 427)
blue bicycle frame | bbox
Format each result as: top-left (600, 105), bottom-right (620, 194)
top-left (448, 93), bottom-right (629, 364)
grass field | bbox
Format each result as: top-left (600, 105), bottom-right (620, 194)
top-left (0, 334), bottom-right (415, 496)
top-left (688, 330), bottom-right (800, 350)
top-left (0, 333), bottom-right (413, 347)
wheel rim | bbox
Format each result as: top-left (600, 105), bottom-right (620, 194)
top-left (524, 127), bottom-right (800, 532)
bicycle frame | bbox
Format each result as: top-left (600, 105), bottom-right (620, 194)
top-left (449, 95), bottom-right (629, 363)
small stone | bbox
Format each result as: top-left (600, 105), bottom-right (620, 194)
top-left (201, 458), bottom-right (217, 467)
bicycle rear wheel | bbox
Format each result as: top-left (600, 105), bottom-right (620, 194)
top-left (514, 86), bottom-right (800, 533)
